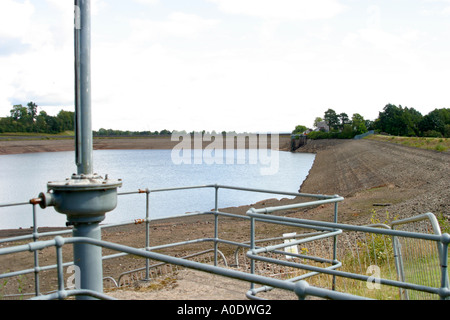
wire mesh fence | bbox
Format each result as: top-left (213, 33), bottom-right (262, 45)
top-left (227, 213), bottom-right (448, 300)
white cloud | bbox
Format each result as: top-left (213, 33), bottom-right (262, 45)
top-left (0, 0), bottom-right (34, 39)
top-left (207, 0), bottom-right (346, 20)
top-left (420, 0), bottom-right (450, 15)
top-left (46, 0), bottom-right (106, 16)
top-left (133, 0), bottom-right (159, 5)
top-left (129, 12), bottom-right (219, 42)
top-left (0, 0), bottom-right (75, 116)
top-left (1, 1), bottom-right (449, 132)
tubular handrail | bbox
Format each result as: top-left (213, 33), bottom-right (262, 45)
top-left (0, 185), bottom-right (449, 300)
top-left (116, 248), bottom-right (229, 286)
top-left (0, 235), bottom-right (370, 300)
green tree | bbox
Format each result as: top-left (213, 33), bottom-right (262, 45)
top-left (352, 113), bottom-right (367, 135)
top-left (35, 111), bottom-right (49, 133)
top-left (2, 103), bottom-right (74, 134)
top-left (376, 104), bottom-right (422, 136)
top-left (365, 119), bottom-right (375, 131)
top-left (376, 104), bottom-right (400, 135)
top-left (292, 125), bottom-right (308, 134)
top-left (9, 105), bottom-right (30, 132)
top-left (419, 108), bottom-right (450, 137)
top-left (313, 117), bottom-right (323, 128)
top-left (341, 124), bottom-right (354, 139)
top-left (402, 107), bottom-right (422, 136)
top-left (338, 112), bottom-right (350, 129)
top-left (56, 110), bottom-right (74, 132)
top-left (27, 101), bottom-right (38, 122)
top-left (10, 104), bottom-right (28, 121)
top-left (324, 109), bottom-right (339, 131)
top-left (159, 129), bottom-right (171, 135)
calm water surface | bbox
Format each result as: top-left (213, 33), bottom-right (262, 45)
top-left (0, 149), bottom-right (315, 229)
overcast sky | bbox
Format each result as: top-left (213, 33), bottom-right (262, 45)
top-left (0, 0), bottom-right (449, 133)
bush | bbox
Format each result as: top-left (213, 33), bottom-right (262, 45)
top-left (307, 128), bottom-right (357, 140)
top-left (307, 131), bottom-right (330, 140)
top-left (423, 130), bottom-right (443, 138)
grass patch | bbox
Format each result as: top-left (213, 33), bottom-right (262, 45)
top-left (279, 211), bottom-right (449, 300)
top-left (366, 135), bottom-right (449, 152)
top-left (0, 131), bottom-right (75, 141)
top-left (0, 131), bottom-right (74, 137)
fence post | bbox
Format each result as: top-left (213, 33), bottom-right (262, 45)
top-left (31, 203), bottom-right (41, 297)
top-left (332, 200), bottom-right (339, 290)
top-left (145, 189), bottom-right (150, 281)
top-left (214, 185), bottom-right (219, 267)
top-left (249, 210), bottom-right (256, 290)
top-left (55, 237), bottom-right (65, 300)
top-left (440, 234), bottom-right (450, 300)
top-left (392, 236), bottom-right (408, 299)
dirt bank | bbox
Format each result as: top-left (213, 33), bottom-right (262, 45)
top-left (0, 138), bottom-right (448, 300)
top-left (298, 139), bottom-right (449, 223)
top-left (0, 134), bottom-right (292, 155)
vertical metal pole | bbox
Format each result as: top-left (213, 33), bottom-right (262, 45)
top-left (75, 0), bottom-right (93, 175)
top-left (55, 238), bottom-right (65, 300)
top-left (250, 214), bottom-right (256, 290)
top-left (73, 0), bottom-right (103, 299)
top-left (440, 239), bottom-right (449, 300)
top-left (72, 222), bottom-right (103, 299)
top-left (393, 236), bottom-right (407, 299)
top-left (214, 185), bottom-right (219, 266)
top-left (145, 189), bottom-right (150, 281)
top-left (332, 201), bottom-right (338, 290)
top-left (32, 204), bottom-right (41, 296)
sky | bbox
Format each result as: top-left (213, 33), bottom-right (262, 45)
top-left (0, 0), bottom-right (449, 133)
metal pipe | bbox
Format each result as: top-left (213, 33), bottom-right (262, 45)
top-left (74, 0), bottom-right (93, 175)
top-left (440, 239), bottom-right (450, 300)
top-left (247, 211), bottom-right (443, 242)
top-left (251, 196), bottom-right (344, 214)
top-left (250, 229), bottom-right (342, 255)
top-left (145, 189), bottom-right (150, 281)
top-left (32, 204), bottom-right (41, 297)
top-left (332, 201), bottom-right (339, 290)
top-left (214, 185), bottom-right (219, 266)
top-left (250, 214), bottom-right (256, 291)
top-left (72, 222), bottom-right (103, 299)
top-left (55, 239), bottom-right (65, 297)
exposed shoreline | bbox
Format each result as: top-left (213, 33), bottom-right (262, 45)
top-left (1, 137), bottom-right (448, 233)
top-left (0, 134), bottom-right (292, 156)
top-left (0, 134), bottom-right (292, 234)
top-left (0, 137), bottom-right (448, 299)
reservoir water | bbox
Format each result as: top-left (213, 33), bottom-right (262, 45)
top-left (0, 149), bottom-right (315, 229)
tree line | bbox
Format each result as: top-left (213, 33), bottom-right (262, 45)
top-left (0, 102), bottom-right (173, 136)
top-left (375, 104), bottom-right (449, 138)
top-left (94, 128), bottom-right (173, 137)
top-left (294, 104), bottom-right (450, 139)
top-left (0, 102), bottom-right (74, 134)
top-left (2, 101), bottom-right (449, 139)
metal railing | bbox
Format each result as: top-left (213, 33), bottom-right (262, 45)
top-left (392, 213), bottom-right (449, 300)
top-left (245, 209), bottom-right (449, 300)
top-left (0, 185), bottom-right (449, 300)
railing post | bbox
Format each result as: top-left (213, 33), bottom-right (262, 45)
top-left (332, 200), bottom-right (339, 290)
top-left (214, 185), bottom-right (219, 266)
top-left (31, 203), bottom-right (41, 297)
top-left (440, 234), bottom-right (450, 300)
top-left (249, 209), bottom-right (256, 291)
top-left (55, 237), bottom-right (65, 300)
top-left (392, 235), bottom-right (407, 299)
top-left (145, 189), bottom-right (150, 281)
